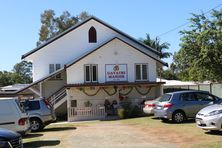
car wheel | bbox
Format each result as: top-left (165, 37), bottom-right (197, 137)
top-left (172, 111), bottom-right (186, 123)
top-left (30, 118), bottom-right (43, 132)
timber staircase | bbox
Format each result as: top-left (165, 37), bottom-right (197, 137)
top-left (47, 87), bottom-right (67, 109)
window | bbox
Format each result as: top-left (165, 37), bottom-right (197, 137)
top-left (49, 64), bottom-right (62, 79)
top-left (195, 93), bottom-right (215, 102)
top-left (84, 64), bottom-right (98, 82)
top-left (26, 101), bottom-right (40, 111)
top-left (88, 26), bottom-right (97, 43)
top-left (135, 64), bottom-right (148, 81)
top-left (71, 100), bottom-right (77, 107)
top-left (180, 93), bottom-right (196, 101)
top-left (159, 94), bottom-right (172, 102)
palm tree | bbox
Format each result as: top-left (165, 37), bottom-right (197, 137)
top-left (142, 34), bottom-right (172, 59)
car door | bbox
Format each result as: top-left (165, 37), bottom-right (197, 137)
top-left (180, 93), bottom-right (200, 118)
top-left (0, 100), bottom-right (18, 132)
top-left (195, 92), bottom-right (215, 110)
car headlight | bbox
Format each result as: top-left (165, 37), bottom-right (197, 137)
top-left (205, 110), bottom-right (222, 117)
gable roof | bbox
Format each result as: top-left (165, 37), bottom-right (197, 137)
top-left (21, 16), bottom-right (161, 59)
top-left (66, 36), bottom-right (168, 68)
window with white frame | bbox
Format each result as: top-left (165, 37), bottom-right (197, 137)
top-left (49, 64), bottom-right (62, 79)
top-left (135, 64), bottom-right (148, 81)
top-left (84, 64), bottom-right (98, 82)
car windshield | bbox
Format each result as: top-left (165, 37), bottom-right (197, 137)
top-left (158, 94), bottom-right (172, 102)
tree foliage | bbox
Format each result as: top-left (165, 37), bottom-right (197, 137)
top-left (142, 34), bottom-right (172, 59)
top-left (37, 10), bottom-right (91, 46)
top-left (0, 61), bottom-right (32, 87)
top-left (174, 9), bottom-right (222, 82)
top-left (161, 63), bottom-right (178, 80)
top-left (13, 61), bottom-right (32, 84)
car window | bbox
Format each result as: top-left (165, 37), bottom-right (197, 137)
top-left (15, 99), bottom-right (26, 113)
top-left (159, 94), bottom-right (172, 102)
top-left (195, 93), bottom-right (215, 102)
top-left (26, 101), bottom-right (40, 110)
top-left (180, 93), bottom-right (196, 101)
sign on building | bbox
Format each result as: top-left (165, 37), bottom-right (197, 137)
top-left (105, 64), bottom-right (128, 82)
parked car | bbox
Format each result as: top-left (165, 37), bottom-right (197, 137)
top-left (21, 99), bottom-right (56, 132)
top-left (196, 101), bottom-right (222, 131)
top-left (0, 128), bottom-right (23, 148)
top-left (0, 98), bottom-right (30, 135)
top-left (143, 98), bottom-right (160, 115)
top-left (153, 90), bottom-right (221, 123)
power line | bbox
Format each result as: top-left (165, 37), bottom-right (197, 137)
top-left (157, 3), bottom-right (222, 37)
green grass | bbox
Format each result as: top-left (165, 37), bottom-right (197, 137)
top-left (119, 116), bottom-right (222, 148)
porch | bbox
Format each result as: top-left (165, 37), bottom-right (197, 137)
top-left (66, 82), bottom-right (163, 121)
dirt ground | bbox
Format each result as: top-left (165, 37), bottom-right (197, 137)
top-left (23, 118), bottom-right (222, 148)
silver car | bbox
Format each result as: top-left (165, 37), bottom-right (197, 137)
top-left (196, 102), bottom-right (222, 131)
top-left (143, 98), bottom-right (160, 115)
top-left (22, 99), bottom-right (56, 132)
top-left (153, 90), bottom-right (221, 123)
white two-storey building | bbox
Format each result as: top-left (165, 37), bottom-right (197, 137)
top-left (3, 17), bottom-right (167, 121)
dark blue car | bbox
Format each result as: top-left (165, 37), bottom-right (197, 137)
top-left (0, 128), bottom-right (23, 148)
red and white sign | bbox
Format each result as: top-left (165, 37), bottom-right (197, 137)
top-left (105, 64), bottom-right (127, 82)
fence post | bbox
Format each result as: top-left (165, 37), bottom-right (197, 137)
top-left (210, 83), bottom-right (212, 93)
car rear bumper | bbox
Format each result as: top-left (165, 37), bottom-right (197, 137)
top-left (154, 109), bottom-right (172, 119)
top-left (196, 115), bottom-right (222, 131)
top-left (143, 107), bottom-right (154, 114)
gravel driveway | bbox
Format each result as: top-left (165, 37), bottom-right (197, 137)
top-left (23, 118), bottom-right (222, 148)
top-left (24, 121), bottom-right (176, 148)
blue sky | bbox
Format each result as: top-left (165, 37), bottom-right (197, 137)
top-left (0, 1), bottom-right (221, 71)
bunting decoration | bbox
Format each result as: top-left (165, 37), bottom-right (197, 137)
top-left (134, 86), bottom-right (153, 95)
top-left (119, 86), bottom-right (133, 96)
top-left (102, 87), bottom-right (117, 96)
top-left (81, 87), bottom-right (101, 96)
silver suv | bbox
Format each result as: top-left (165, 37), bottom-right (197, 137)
top-left (153, 90), bottom-right (221, 123)
top-left (22, 99), bottom-right (56, 132)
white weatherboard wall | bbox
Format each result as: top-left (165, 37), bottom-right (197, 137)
top-left (24, 19), bottom-right (158, 81)
top-left (66, 38), bottom-right (157, 84)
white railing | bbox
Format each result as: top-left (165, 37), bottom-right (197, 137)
top-left (68, 106), bottom-right (106, 121)
top-left (47, 88), bottom-right (67, 107)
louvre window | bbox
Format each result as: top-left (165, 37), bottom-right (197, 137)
top-left (49, 64), bottom-right (62, 79)
top-left (135, 64), bottom-right (148, 81)
top-left (84, 64), bottom-right (98, 82)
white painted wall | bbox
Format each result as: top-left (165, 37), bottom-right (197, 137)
top-left (24, 19), bottom-right (159, 81)
top-left (66, 38), bottom-right (157, 84)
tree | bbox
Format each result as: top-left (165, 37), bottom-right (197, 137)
top-left (174, 9), bottom-right (222, 82)
top-left (142, 34), bottom-right (172, 59)
top-left (37, 10), bottom-right (91, 46)
top-left (13, 61), bottom-right (32, 84)
top-left (0, 61), bottom-right (32, 87)
top-left (161, 63), bottom-right (178, 80)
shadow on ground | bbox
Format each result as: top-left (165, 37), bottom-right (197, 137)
top-left (24, 140), bottom-right (60, 147)
top-left (152, 117), bottom-right (195, 124)
top-left (23, 133), bottom-right (43, 139)
top-left (205, 130), bottom-right (222, 136)
top-left (42, 126), bottom-right (77, 132)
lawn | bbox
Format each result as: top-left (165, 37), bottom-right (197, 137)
top-left (119, 116), bottom-right (222, 148)
top-left (23, 117), bottom-right (222, 148)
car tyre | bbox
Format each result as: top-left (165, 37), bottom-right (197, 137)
top-left (30, 118), bottom-right (43, 132)
top-left (172, 111), bottom-right (186, 123)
